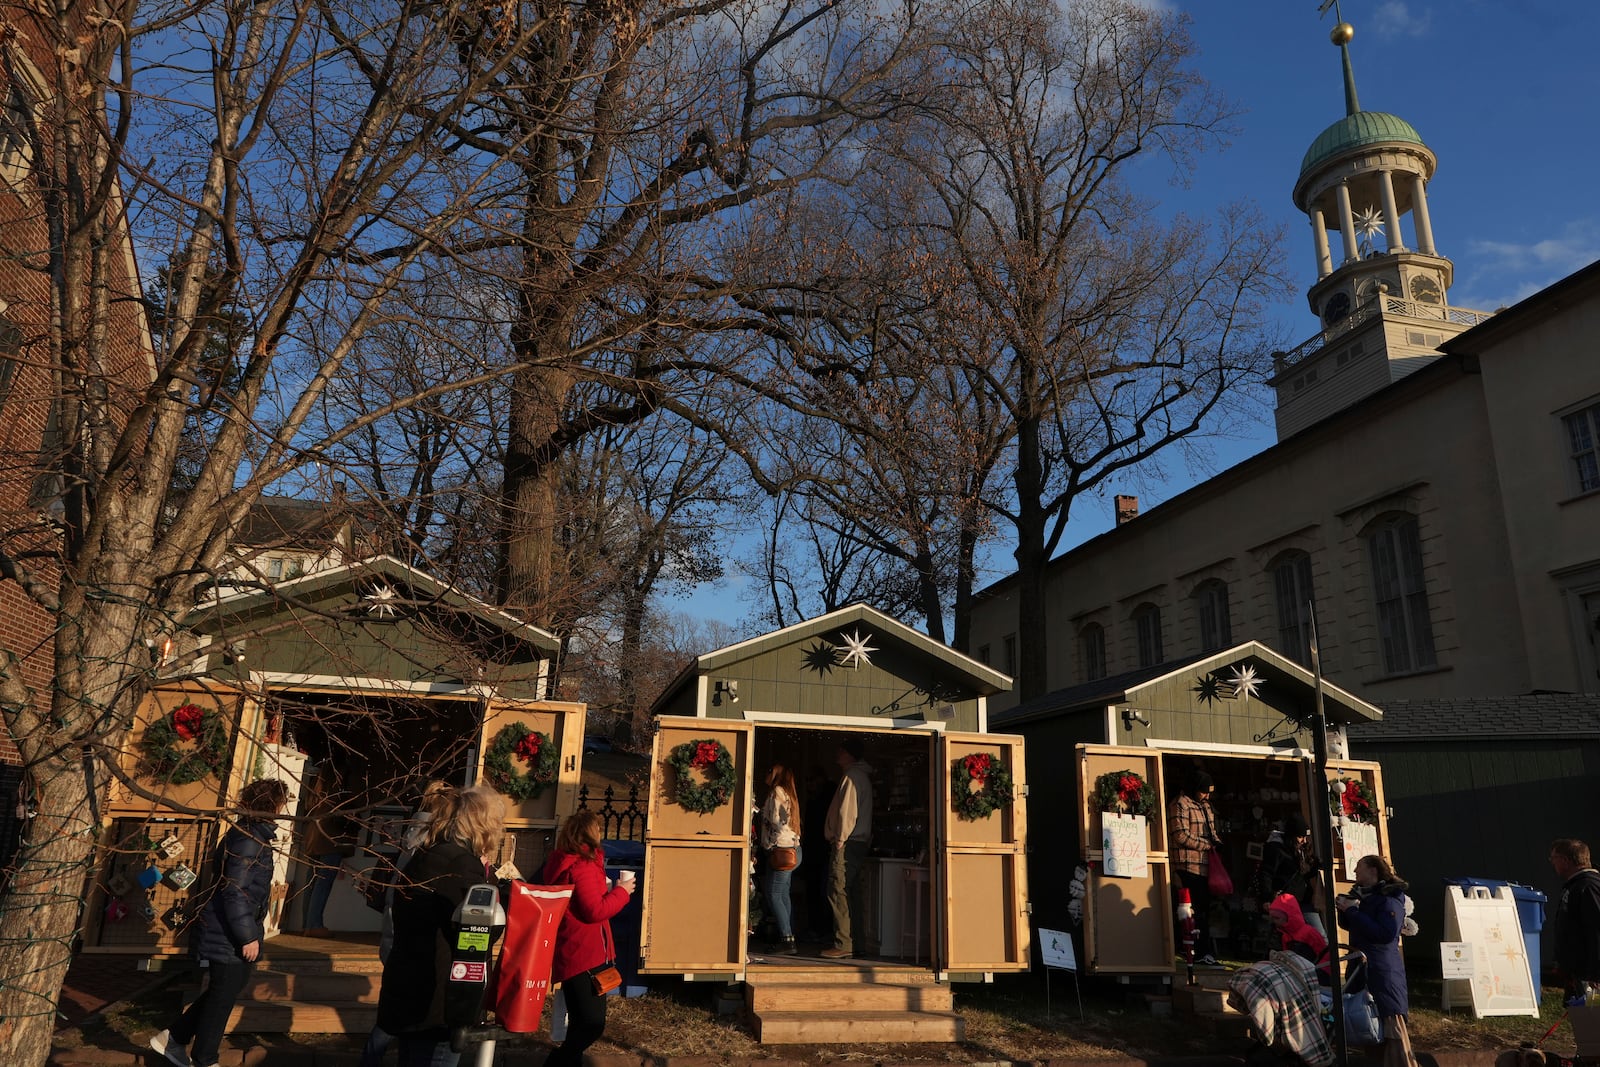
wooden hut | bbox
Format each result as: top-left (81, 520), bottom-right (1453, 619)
top-left (88, 555), bottom-right (583, 958)
top-left (639, 604), bottom-right (1027, 1043)
top-left (990, 640), bottom-right (1390, 976)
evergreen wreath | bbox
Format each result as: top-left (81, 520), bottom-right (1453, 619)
top-left (667, 738), bottom-right (736, 814)
top-left (139, 703), bottom-right (230, 786)
top-left (951, 751), bottom-right (1014, 820)
top-left (1329, 776), bottom-right (1378, 823)
top-left (1093, 768), bottom-right (1158, 818)
top-left (483, 723), bottom-right (559, 802)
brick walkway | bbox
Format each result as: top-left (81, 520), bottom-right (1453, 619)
top-left (56, 952), bottom-right (177, 1030)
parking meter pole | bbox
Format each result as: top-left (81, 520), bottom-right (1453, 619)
top-left (473, 1038), bottom-right (496, 1067)
top-left (1308, 605), bottom-right (1349, 1067)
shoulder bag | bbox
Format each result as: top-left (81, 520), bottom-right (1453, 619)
top-left (768, 846), bottom-right (798, 871)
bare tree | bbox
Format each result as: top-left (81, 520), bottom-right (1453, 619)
top-left (407, 0), bottom-right (936, 623)
top-left (0, 0), bottom-right (530, 1054)
top-left (864, 0), bottom-right (1291, 698)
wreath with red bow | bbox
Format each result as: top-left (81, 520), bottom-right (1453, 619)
top-left (1330, 777), bottom-right (1378, 824)
top-left (482, 723), bottom-right (559, 802)
top-left (667, 738), bottom-right (736, 814)
top-left (952, 751), bottom-right (1014, 820)
top-left (139, 703), bottom-right (230, 785)
top-left (1092, 768), bottom-right (1158, 818)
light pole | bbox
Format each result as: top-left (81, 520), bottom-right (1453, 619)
top-left (1308, 602), bottom-right (1349, 1067)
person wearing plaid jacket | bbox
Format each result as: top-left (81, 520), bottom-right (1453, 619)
top-left (1168, 771), bottom-right (1223, 964)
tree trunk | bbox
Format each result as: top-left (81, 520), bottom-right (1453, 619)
top-left (1013, 413), bottom-right (1050, 703)
top-left (499, 345), bottom-right (575, 620)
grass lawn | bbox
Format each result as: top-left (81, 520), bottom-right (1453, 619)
top-left (71, 962), bottom-right (1582, 1063)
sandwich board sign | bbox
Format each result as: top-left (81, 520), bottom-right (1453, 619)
top-left (1440, 885), bottom-right (1538, 1018)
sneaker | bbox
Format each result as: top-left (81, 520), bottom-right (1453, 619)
top-left (149, 1030), bottom-right (193, 1067)
top-left (819, 946), bottom-right (852, 959)
top-left (1199, 954), bottom-right (1220, 966)
top-left (772, 938), bottom-right (799, 956)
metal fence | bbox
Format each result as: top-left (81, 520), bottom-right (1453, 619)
top-left (575, 782), bottom-right (648, 842)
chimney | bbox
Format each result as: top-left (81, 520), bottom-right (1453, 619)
top-left (1114, 494), bottom-right (1139, 525)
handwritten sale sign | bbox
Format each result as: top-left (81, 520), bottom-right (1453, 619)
top-left (1102, 813), bottom-right (1148, 878)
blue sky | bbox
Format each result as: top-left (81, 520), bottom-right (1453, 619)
top-left (678, 0), bottom-right (1600, 631)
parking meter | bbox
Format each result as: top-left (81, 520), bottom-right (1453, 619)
top-left (445, 882), bottom-right (505, 1051)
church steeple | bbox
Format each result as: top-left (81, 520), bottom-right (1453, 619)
top-left (1268, 5), bottom-right (1495, 442)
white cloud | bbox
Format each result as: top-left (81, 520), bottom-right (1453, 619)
top-left (1456, 219), bottom-right (1600, 310)
top-left (1370, 2), bottom-right (1432, 38)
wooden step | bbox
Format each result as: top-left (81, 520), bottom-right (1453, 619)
top-left (244, 970), bottom-right (382, 1003)
top-left (746, 980), bottom-right (952, 1013)
top-left (744, 966), bottom-right (940, 985)
top-left (259, 953), bottom-right (384, 975)
top-left (753, 1009), bottom-right (964, 1044)
top-left (1174, 980), bottom-right (1239, 1016)
top-left (227, 999), bottom-right (377, 1033)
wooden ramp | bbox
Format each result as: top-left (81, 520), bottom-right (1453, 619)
top-left (743, 961), bottom-right (962, 1044)
top-left (227, 932), bottom-right (381, 1034)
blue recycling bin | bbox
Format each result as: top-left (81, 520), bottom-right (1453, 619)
top-left (603, 839), bottom-right (645, 990)
top-left (1443, 877), bottom-right (1548, 987)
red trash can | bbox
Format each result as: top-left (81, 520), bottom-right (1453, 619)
top-left (494, 882), bottom-right (573, 1033)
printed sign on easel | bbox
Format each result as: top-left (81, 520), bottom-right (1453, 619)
top-left (1440, 885), bottom-right (1539, 1018)
top-left (1102, 813), bottom-right (1148, 878)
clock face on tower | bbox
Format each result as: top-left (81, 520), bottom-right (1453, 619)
top-left (1411, 276), bottom-right (1442, 304)
top-left (1323, 292), bottom-right (1351, 325)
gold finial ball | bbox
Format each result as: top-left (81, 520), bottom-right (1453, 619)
top-left (1330, 22), bottom-right (1355, 46)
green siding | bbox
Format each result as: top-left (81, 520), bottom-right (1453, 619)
top-left (697, 639), bottom-right (983, 730)
top-left (1360, 739), bottom-right (1600, 965)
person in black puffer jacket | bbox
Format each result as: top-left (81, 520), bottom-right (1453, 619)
top-left (376, 784), bottom-right (505, 1067)
top-left (1337, 854), bottom-right (1418, 1067)
top-left (149, 778), bottom-right (289, 1067)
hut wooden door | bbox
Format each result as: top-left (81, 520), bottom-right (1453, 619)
top-left (475, 699), bottom-right (586, 882)
top-left (1075, 744), bottom-right (1174, 974)
top-left (637, 717), bottom-right (755, 976)
top-left (936, 731), bottom-right (1030, 974)
top-left (1322, 758), bottom-right (1389, 892)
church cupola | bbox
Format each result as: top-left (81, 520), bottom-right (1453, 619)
top-left (1292, 14), bottom-right (1450, 325)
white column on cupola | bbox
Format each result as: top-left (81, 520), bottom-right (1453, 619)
top-left (1378, 170), bottom-right (1405, 252)
top-left (1311, 208), bottom-right (1333, 278)
top-left (1410, 174), bottom-right (1437, 255)
top-left (1334, 181), bottom-right (1359, 264)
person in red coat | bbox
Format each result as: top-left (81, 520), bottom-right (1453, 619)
top-left (539, 811), bottom-right (635, 1067)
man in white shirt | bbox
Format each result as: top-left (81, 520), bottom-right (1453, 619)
top-left (820, 739), bottom-right (873, 959)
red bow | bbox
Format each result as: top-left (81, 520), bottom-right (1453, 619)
top-left (173, 704), bottom-right (205, 742)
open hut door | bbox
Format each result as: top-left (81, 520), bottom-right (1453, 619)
top-left (475, 700), bottom-right (586, 883)
top-left (638, 716), bottom-right (755, 976)
top-left (1322, 757), bottom-right (1389, 896)
top-left (936, 731), bottom-right (1030, 975)
top-left (1075, 745), bottom-right (1174, 974)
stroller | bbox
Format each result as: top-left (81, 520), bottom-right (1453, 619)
top-left (1228, 951), bottom-right (1370, 1067)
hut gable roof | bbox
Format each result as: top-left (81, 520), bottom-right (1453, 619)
top-left (991, 640), bottom-right (1384, 730)
top-left (650, 603), bottom-right (1010, 716)
top-left (189, 554), bottom-right (560, 655)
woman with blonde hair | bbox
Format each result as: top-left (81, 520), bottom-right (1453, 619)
top-left (376, 784), bottom-right (506, 1067)
top-left (540, 810), bottom-right (635, 1067)
top-left (759, 763), bottom-right (802, 954)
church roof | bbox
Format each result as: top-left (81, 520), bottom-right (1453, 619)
top-left (1300, 111), bottom-right (1426, 178)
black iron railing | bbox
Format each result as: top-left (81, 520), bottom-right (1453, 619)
top-left (576, 783), bottom-right (648, 842)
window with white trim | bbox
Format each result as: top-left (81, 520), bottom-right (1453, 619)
top-left (1366, 516), bottom-right (1437, 674)
top-left (1273, 552), bottom-right (1315, 665)
top-left (1563, 402), bottom-right (1600, 494)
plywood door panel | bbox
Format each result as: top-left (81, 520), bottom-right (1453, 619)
top-left (938, 731), bottom-right (1029, 973)
top-left (476, 700), bottom-right (585, 825)
top-left (637, 717), bottom-right (755, 975)
top-left (1076, 744), bottom-right (1173, 973)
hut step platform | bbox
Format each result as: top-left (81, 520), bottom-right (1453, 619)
top-left (743, 961), bottom-right (962, 1044)
top-left (1172, 967), bottom-right (1252, 1039)
top-left (225, 933), bottom-right (382, 1034)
